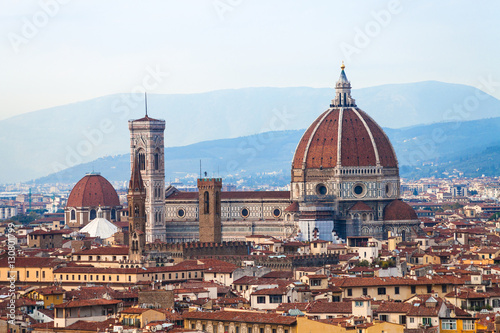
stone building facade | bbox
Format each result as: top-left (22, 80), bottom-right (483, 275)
top-left (290, 64), bottom-right (419, 241)
top-left (137, 64), bottom-right (420, 243)
top-left (129, 115), bottom-right (166, 242)
top-left (164, 190), bottom-right (294, 242)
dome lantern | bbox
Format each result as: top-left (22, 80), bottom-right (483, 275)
top-left (331, 62), bottom-right (356, 107)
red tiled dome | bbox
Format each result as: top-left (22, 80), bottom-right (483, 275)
top-left (66, 174), bottom-right (120, 207)
top-left (383, 200), bottom-right (418, 221)
top-left (292, 107), bottom-right (397, 169)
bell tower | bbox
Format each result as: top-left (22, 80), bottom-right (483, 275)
top-left (129, 101), bottom-right (166, 243)
top-left (197, 178), bottom-right (222, 243)
top-left (128, 153), bottom-right (146, 262)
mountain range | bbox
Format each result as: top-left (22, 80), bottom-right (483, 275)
top-left (35, 116), bottom-right (500, 187)
top-left (2, 81), bottom-right (500, 184)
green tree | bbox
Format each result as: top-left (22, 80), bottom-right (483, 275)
top-left (356, 260), bottom-right (370, 267)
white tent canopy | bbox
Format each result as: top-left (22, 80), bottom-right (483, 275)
top-left (80, 207), bottom-right (118, 239)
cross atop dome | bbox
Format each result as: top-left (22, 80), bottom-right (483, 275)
top-left (330, 62), bottom-right (356, 108)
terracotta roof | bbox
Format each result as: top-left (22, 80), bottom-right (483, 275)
top-left (216, 297), bottom-right (249, 306)
top-left (331, 276), bottom-right (468, 288)
top-left (296, 266), bottom-right (323, 272)
top-left (131, 115), bottom-right (162, 122)
top-left (65, 286), bottom-right (118, 300)
top-left (66, 173), bottom-right (120, 207)
top-left (182, 310), bottom-right (296, 325)
top-left (28, 229), bottom-right (70, 235)
top-left (175, 287), bottom-right (209, 294)
top-left (349, 202), bottom-right (373, 212)
top-left (0, 257), bottom-right (63, 268)
top-left (284, 202), bottom-right (299, 212)
top-left (64, 318), bottom-right (128, 331)
top-left (198, 258), bottom-right (238, 273)
top-left (304, 274), bottom-right (328, 279)
top-left (73, 246), bottom-right (129, 256)
top-left (376, 301), bottom-right (412, 313)
top-left (33, 286), bottom-right (65, 296)
top-left (277, 300), bottom-right (352, 314)
top-left (406, 298), bottom-right (443, 317)
top-left (55, 299), bottom-right (121, 308)
top-left (384, 200), bottom-right (418, 221)
top-left (292, 107), bottom-right (397, 169)
top-left (232, 276), bottom-right (291, 286)
top-left (180, 281), bottom-right (230, 294)
top-left (262, 271), bottom-right (294, 279)
top-left (445, 288), bottom-right (490, 299)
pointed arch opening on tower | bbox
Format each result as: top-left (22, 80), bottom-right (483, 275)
top-left (137, 149), bottom-right (146, 171)
top-left (154, 148), bottom-right (160, 171)
top-left (203, 191), bottom-right (210, 214)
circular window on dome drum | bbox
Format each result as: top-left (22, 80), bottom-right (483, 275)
top-left (241, 208), bottom-right (250, 218)
top-left (316, 184), bottom-right (328, 196)
top-left (352, 183), bottom-right (367, 198)
top-left (177, 208), bottom-right (185, 218)
top-left (272, 208), bottom-right (281, 218)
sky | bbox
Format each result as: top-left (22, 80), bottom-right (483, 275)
top-left (1, 0), bottom-right (499, 121)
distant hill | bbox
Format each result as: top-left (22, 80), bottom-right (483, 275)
top-left (35, 130), bottom-right (302, 187)
top-left (35, 117), bottom-right (500, 187)
top-left (2, 81), bottom-right (500, 183)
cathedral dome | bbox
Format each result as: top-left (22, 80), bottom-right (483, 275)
top-left (292, 65), bottom-right (397, 171)
top-left (383, 199), bottom-right (418, 221)
top-left (67, 173), bottom-right (120, 207)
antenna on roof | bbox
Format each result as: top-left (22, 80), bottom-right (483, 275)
top-left (145, 92), bottom-right (148, 117)
top-left (199, 160), bottom-right (202, 179)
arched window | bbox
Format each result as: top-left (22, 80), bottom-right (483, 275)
top-left (204, 191), bottom-right (210, 214)
top-left (89, 209), bottom-right (96, 220)
top-left (137, 150), bottom-right (146, 171)
top-left (70, 210), bottom-right (76, 220)
top-left (134, 205), bottom-right (139, 217)
top-left (111, 209), bottom-right (116, 220)
top-left (154, 150), bottom-right (159, 170)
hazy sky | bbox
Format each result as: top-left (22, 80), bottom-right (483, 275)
top-left (1, 0), bottom-right (499, 121)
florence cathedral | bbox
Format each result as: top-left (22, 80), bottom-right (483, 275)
top-left (65, 64), bottom-right (421, 244)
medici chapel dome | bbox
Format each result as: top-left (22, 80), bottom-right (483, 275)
top-left (67, 173), bottom-right (120, 207)
top-left (65, 172), bottom-right (122, 230)
top-left (292, 64), bottom-right (397, 171)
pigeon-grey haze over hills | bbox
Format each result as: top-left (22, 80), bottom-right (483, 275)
top-left (1, 81), bottom-right (499, 183)
top-left (35, 116), bottom-right (500, 186)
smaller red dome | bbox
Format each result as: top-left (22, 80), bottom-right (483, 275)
top-left (67, 173), bottom-right (120, 208)
top-left (384, 200), bottom-right (418, 221)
